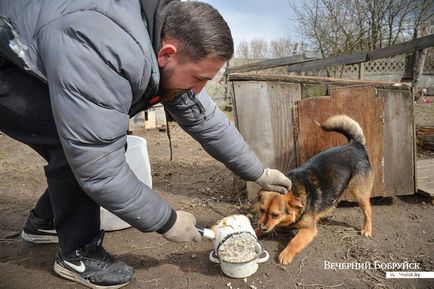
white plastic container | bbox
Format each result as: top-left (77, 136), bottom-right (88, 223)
top-left (100, 135), bottom-right (152, 231)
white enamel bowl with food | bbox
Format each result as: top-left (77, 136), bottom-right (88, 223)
top-left (209, 240), bottom-right (269, 278)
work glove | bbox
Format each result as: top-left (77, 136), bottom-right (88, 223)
top-left (254, 168), bottom-right (292, 194)
top-left (162, 211), bottom-right (202, 243)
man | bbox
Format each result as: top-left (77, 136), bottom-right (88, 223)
top-left (0, 0), bottom-right (291, 288)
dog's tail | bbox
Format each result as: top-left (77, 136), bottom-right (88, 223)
top-left (320, 115), bottom-right (366, 145)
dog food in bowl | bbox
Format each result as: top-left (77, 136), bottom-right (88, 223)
top-left (218, 232), bottom-right (259, 263)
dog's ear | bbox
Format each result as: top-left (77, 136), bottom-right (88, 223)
top-left (290, 196), bottom-right (303, 208)
top-left (255, 190), bottom-right (267, 213)
top-left (257, 190), bottom-right (264, 203)
top-left (286, 191), bottom-right (303, 208)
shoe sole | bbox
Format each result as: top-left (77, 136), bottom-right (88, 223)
top-left (53, 262), bottom-right (132, 289)
top-left (21, 231), bottom-right (59, 244)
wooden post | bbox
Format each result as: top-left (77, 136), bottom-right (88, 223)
top-left (403, 54), bottom-right (415, 81)
top-left (412, 26), bottom-right (430, 100)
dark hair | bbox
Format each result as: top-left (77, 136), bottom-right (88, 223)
top-left (162, 1), bottom-right (234, 62)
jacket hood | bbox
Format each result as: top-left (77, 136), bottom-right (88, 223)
top-left (139, 0), bottom-right (177, 53)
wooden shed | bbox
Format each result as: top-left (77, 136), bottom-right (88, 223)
top-left (228, 73), bottom-right (415, 201)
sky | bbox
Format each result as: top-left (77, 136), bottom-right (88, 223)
top-left (200, 0), bottom-right (300, 49)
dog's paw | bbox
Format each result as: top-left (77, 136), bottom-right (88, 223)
top-left (360, 229), bottom-right (372, 237)
top-left (278, 249), bottom-right (295, 265)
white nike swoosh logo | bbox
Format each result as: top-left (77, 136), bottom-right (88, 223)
top-left (64, 260), bottom-right (86, 273)
top-left (37, 229), bottom-right (57, 234)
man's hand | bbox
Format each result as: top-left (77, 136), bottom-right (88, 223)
top-left (255, 168), bottom-right (292, 194)
top-left (162, 211), bottom-right (202, 243)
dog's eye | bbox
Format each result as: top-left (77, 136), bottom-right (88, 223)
top-left (259, 208), bottom-right (266, 213)
top-left (271, 213), bottom-right (280, 219)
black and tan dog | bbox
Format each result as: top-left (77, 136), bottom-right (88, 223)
top-left (255, 115), bottom-right (373, 265)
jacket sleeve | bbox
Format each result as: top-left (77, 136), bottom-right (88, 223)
top-left (163, 90), bottom-right (264, 181)
top-left (37, 15), bottom-right (175, 233)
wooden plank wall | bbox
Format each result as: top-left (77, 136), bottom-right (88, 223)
top-left (379, 88), bottom-right (415, 196)
top-left (232, 81), bottom-right (301, 173)
top-left (417, 159), bottom-right (434, 197)
top-left (293, 86), bottom-right (385, 198)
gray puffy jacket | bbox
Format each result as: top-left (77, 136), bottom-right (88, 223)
top-left (0, 0), bottom-right (263, 233)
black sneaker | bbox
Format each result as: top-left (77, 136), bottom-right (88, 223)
top-left (53, 231), bottom-right (134, 289)
top-left (21, 209), bottom-right (58, 244)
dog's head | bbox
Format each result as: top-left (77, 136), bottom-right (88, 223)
top-left (255, 190), bottom-right (303, 233)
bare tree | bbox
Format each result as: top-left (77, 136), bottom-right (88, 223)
top-left (269, 38), bottom-right (294, 58)
top-left (250, 39), bottom-right (269, 59)
top-left (291, 0), bottom-right (331, 58)
top-left (236, 40), bottom-right (250, 59)
top-left (237, 38), bottom-right (301, 59)
top-left (410, 0), bottom-right (434, 39)
top-left (235, 39), bottom-right (268, 59)
top-left (290, 0), bottom-right (433, 57)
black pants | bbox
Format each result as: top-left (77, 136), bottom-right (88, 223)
top-left (0, 62), bottom-right (100, 255)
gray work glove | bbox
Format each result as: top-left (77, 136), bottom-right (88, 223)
top-left (255, 168), bottom-right (292, 194)
top-left (162, 211), bottom-right (202, 243)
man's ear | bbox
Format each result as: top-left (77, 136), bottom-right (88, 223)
top-left (157, 43), bottom-right (177, 67)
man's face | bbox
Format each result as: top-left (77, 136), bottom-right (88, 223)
top-left (157, 41), bottom-right (225, 100)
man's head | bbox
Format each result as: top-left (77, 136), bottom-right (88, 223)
top-left (157, 1), bottom-right (233, 100)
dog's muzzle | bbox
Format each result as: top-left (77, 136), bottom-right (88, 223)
top-left (259, 224), bottom-right (269, 232)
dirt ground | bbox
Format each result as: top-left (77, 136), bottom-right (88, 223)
top-left (0, 121), bottom-right (433, 289)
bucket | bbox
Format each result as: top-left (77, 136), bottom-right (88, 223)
top-left (100, 135), bottom-right (152, 231)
